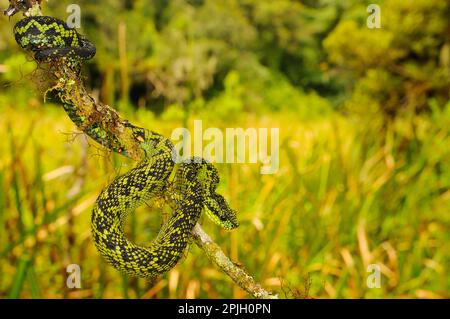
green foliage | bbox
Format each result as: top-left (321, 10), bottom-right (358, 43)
top-left (324, 0), bottom-right (450, 117)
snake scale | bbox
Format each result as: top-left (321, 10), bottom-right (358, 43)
top-left (11, 10), bottom-right (239, 278)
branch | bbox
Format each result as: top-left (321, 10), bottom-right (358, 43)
top-left (192, 225), bottom-right (278, 299)
top-left (6, 1), bottom-right (277, 299)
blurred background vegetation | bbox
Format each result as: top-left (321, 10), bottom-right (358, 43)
top-left (0, 0), bottom-right (449, 298)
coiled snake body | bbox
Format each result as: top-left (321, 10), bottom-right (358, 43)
top-left (13, 15), bottom-right (238, 277)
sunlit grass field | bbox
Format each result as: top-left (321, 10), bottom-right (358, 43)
top-left (1, 87), bottom-right (448, 298)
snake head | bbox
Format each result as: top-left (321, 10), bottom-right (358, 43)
top-left (194, 161), bottom-right (239, 230)
top-left (204, 193), bottom-right (239, 230)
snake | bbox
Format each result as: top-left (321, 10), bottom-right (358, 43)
top-left (10, 9), bottom-right (239, 278)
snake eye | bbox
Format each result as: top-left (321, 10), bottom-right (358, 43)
top-left (131, 128), bottom-right (146, 142)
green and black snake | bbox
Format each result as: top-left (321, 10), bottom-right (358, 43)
top-left (10, 9), bottom-right (238, 278)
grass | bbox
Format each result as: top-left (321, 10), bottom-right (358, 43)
top-left (0, 96), bottom-right (448, 298)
